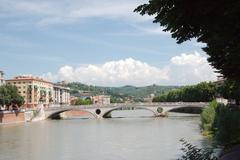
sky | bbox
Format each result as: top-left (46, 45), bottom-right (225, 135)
top-left (0, 0), bottom-right (218, 86)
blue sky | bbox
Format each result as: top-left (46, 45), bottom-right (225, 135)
top-left (0, 0), bottom-right (217, 86)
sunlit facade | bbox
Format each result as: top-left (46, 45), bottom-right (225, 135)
top-left (92, 95), bottom-right (110, 105)
top-left (53, 84), bottom-right (70, 105)
top-left (6, 76), bottom-right (54, 108)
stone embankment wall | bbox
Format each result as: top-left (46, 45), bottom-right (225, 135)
top-left (64, 110), bottom-right (91, 116)
top-left (64, 110), bottom-right (91, 117)
top-left (0, 111), bottom-right (25, 124)
top-left (61, 110), bottom-right (91, 118)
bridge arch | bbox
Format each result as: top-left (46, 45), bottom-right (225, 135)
top-left (45, 102), bottom-right (207, 119)
top-left (47, 109), bottom-right (97, 119)
top-left (102, 106), bottom-right (159, 118)
top-left (164, 105), bottom-right (204, 114)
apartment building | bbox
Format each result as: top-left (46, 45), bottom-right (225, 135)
top-left (6, 76), bottom-right (54, 108)
top-left (53, 84), bottom-right (70, 105)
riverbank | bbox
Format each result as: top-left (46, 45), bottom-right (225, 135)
top-left (0, 109), bottom-right (92, 124)
top-left (0, 111), bottom-right (25, 124)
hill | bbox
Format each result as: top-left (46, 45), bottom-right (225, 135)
top-left (67, 82), bottom-right (179, 102)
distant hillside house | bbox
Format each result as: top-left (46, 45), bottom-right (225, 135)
top-left (92, 95), bottom-right (110, 105)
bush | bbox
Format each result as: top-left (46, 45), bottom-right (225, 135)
top-left (201, 100), bottom-right (240, 148)
top-left (214, 105), bottom-right (240, 147)
top-left (200, 100), bottom-right (223, 136)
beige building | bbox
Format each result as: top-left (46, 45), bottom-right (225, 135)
top-left (0, 71), bottom-right (4, 86)
top-left (6, 76), bottom-right (53, 108)
top-left (92, 95), bottom-right (111, 105)
top-left (53, 84), bottom-right (70, 105)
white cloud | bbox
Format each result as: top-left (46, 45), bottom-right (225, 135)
top-left (43, 52), bottom-right (218, 86)
top-left (170, 52), bottom-right (206, 66)
top-left (43, 58), bottom-right (168, 86)
top-left (165, 52), bottom-right (218, 85)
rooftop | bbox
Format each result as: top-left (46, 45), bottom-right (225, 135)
top-left (6, 75), bottom-right (52, 84)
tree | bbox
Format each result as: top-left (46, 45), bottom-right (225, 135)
top-left (153, 82), bottom-right (216, 102)
top-left (0, 84), bottom-right (24, 109)
top-left (135, 0), bottom-right (240, 80)
top-left (75, 98), bottom-right (92, 105)
top-left (218, 79), bottom-right (240, 105)
top-left (201, 100), bottom-right (240, 148)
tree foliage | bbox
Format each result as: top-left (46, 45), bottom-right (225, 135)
top-left (214, 105), bottom-right (240, 147)
top-left (0, 84), bottom-right (24, 108)
top-left (153, 82), bottom-right (216, 102)
top-left (74, 98), bottom-right (92, 105)
top-left (217, 79), bottom-right (240, 105)
top-left (135, 0), bottom-right (240, 80)
top-left (200, 100), bottom-right (222, 135)
top-left (201, 101), bottom-right (240, 148)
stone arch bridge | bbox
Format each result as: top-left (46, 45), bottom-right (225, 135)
top-left (44, 102), bottom-right (208, 119)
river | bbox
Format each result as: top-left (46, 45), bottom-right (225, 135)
top-left (0, 110), bottom-right (208, 160)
